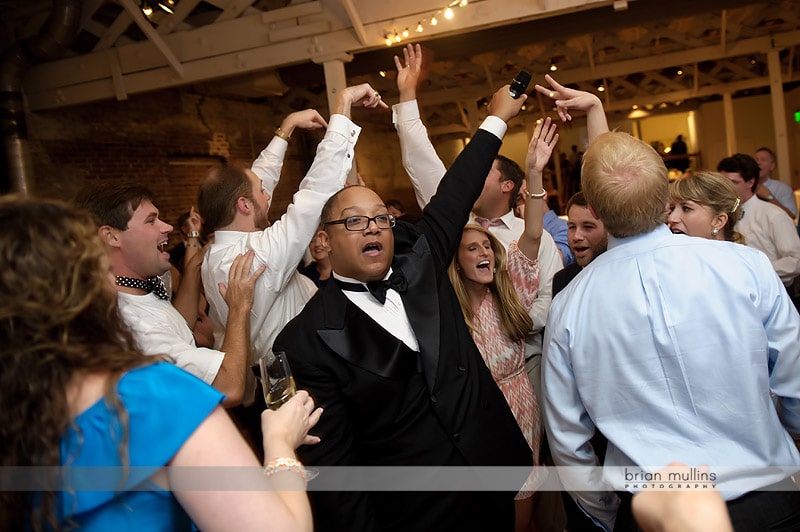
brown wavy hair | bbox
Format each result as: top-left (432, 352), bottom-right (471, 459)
top-left (448, 224), bottom-right (533, 343)
top-left (0, 196), bottom-right (152, 531)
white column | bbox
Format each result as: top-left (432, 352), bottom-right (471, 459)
top-left (723, 92), bottom-right (736, 156)
top-left (767, 50), bottom-right (791, 184)
top-left (316, 54), bottom-right (358, 183)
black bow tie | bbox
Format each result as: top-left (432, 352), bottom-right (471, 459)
top-left (115, 275), bottom-right (170, 301)
top-left (335, 271), bottom-right (408, 304)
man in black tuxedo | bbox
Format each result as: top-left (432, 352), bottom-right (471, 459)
top-left (273, 85), bottom-right (533, 532)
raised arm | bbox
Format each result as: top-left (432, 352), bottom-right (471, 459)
top-left (333, 82), bottom-right (389, 116)
top-left (392, 43), bottom-right (446, 208)
top-left (172, 206), bottom-right (205, 324)
top-left (419, 85), bottom-right (525, 270)
top-left (518, 117), bottom-right (559, 261)
top-left (251, 109), bottom-right (329, 197)
top-left (214, 251), bottom-right (265, 406)
top-left (535, 74), bottom-right (609, 142)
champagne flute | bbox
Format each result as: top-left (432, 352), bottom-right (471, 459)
top-left (258, 351), bottom-right (296, 410)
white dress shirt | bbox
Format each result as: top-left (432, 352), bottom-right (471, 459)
top-left (202, 113), bottom-right (360, 404)
top-left (117, 292), bottom-right (224, 385)
top-left (737, 195), bottom-right (800, 286)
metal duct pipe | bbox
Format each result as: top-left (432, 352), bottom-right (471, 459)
top-left (1, 0), bottom-right (82, 195)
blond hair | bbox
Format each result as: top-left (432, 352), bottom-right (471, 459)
top-left (669, 171), bottom-right (744, 244)
top-left (448, 224), bottom-right (532, 343)
top-left (581, 132), bottom-right (668, 238)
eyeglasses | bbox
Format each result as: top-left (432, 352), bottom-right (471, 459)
top-left (323, 214), bottom-right (396, 231)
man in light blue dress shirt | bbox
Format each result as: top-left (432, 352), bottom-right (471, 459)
top-left (542, 131), bottom-right (800, 532)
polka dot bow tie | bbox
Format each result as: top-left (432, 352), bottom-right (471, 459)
top-left (115, 276), bottom-right (170, 301)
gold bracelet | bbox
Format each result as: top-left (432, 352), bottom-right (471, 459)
top-left (524, 188), bottom-right (547, 199)
top-left (274, 127), bottom-right (291, 141)
top-left (263, 457), bottom-right (310, 481)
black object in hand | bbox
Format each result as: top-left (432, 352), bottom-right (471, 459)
top-left (509, 70), bottom-right (532, 99)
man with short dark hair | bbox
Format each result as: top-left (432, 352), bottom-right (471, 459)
top-left (273, 85), bottom-right (532, 532)
top-left (552, 191), bottom-right (608, 296)
top-left (76, 183), bottom-right (261, 406)
top-left (718, 153), bottom-right (800, 289)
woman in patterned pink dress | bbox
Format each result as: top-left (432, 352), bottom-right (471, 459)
top-left (448, 117), bottom-right (559, 532)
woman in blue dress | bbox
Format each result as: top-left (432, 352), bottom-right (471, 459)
top-left (0, 196), bottom-right (321, 532)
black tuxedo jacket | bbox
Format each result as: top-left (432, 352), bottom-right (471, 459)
top-left (552, 261), bottom-right (583, 298)
top-left (274, 129), bottom-right (532, 532)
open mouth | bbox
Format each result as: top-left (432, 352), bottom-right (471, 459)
top-left (476, 260), bottom-right (491, 271)
top-left (669, 228), bottom-right (685, 235)
top-left (158, 240), bottom-right (169, 253)
top-left (572, 245), bottom-right (589, 254)
top-left (362, 241), bottom-right (383, 256)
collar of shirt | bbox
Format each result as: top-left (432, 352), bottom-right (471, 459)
top-left (331, 268), bottom-right (419, 351)
top-left (469, 209), bottom-right (517, 229)
top-left (332, 269), bottom-right (392, 285)
top-left (607, 224), bottom-right (672, 252)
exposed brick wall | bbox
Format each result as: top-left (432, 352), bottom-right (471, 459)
top-left (23, 89), bottom-right (421, 247)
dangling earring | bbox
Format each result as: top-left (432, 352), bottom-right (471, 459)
top-left (711, 227), bottom-right (719, 236)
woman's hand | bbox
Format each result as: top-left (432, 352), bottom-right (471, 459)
top-left (262, 390), bottom-right (323, 450)
top-left (526, 116), bottom-right (559, 175)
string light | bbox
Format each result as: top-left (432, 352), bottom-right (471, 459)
top-left (382, 0), bottom-right (471, 45)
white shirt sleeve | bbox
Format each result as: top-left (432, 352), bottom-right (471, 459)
top-left (767, 210), bottom-right (800, 284)
top-left (393, 99), bottom-right (447, 209)
top-left (251, 113), bottom-right (360, 291)
top-left (393, 99), bottom-right (507, 210)
top-left (250, 136), bottom-right (288, 197)
top-left (118, 294), bottom-right (225, 385)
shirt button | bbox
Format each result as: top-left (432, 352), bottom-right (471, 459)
top-left (430, 394), bottom-right (438, 404)
top-left (457, 365), bottom-right (466, 373)
top-left (482, 400), bottom-right (490, 409)
top-left (453, 433), bottom-right (461, 442)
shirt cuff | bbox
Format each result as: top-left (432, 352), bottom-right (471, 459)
top-left (328, 113), bottom-right (361, 141)
top-left (267, 135), bottom-right (288, 150)
top-left (479, 115), bottom-right (508, 140)
top-left (392, 100), bottom-right (421, 126)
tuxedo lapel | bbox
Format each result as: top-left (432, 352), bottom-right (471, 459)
top-left (316, 282), bottom-right (419, 379)
top-left (393, 236), bottom-right (440, 391)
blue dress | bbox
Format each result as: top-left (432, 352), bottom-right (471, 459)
top-left (57, 362), bottom-right (224, 531)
